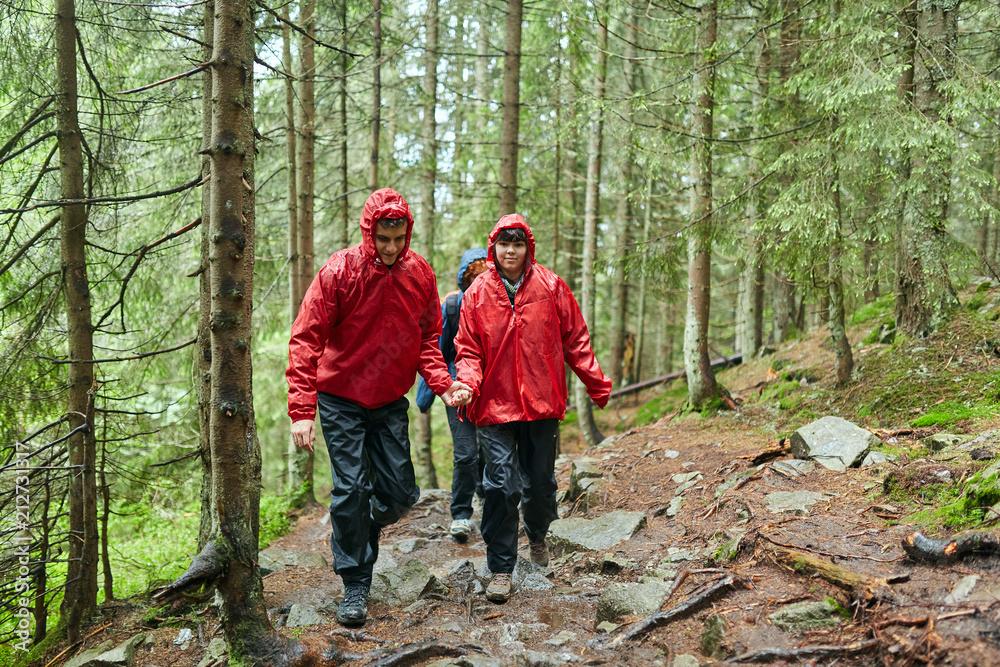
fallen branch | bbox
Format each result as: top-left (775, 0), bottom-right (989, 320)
top-left (772, 547), bottom-right (886, 602)
top-left (725, 639), bottom-right (879, 663)
top-left (765, 534), bottom-right (901, 563)
top-left (369, 640), bottom-right (485, 667)
top-left (901, 531), bottom-right (1000, 563)
top-left (600, 575), bottom-right (742, 648)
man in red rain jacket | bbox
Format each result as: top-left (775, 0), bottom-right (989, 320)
top-left (287, 188), bottom-right (469, 626)
top-left (454, 214), bottom-right (611, 602)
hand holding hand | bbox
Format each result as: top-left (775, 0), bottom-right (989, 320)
top-left (291, 419), bottom-right (316, 453)
top-left (442, 381), bottom-right (473, 407)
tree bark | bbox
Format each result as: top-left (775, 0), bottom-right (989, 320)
top-left (287, 0), bottom-right (316, 509)
top-left (338, 0), bottom-right (350, 248)
top-left (472, 0), bottom-right (492, 229)
top-left (498, 0), bottom-right (521, 215)
top-left (683, 0), bottom-right (719, 410)
top-left (560, 19), bottom-right (583, 293)
top-left (634, 178), bottom-right (653, 382)
top-left (894, 0), bottom-right (960, 337)
top-left (574, 0), bottom-right (608, 447)
top-left (415, 412), bottom-right (438, 489)
top-left (829, 136), bottom-right (853, 386)
top-left (55, 0), bottom-right (98, 642)
top-left (369, 0), bottom-right (382, 191)
top-left (419, 0), bottom-right (438, 266)
top-left (197, 0), bottom-right (215, 554)
top-left (609, 8), bottom-right (639, 388)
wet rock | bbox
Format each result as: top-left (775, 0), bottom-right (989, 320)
top-left (548, 510), bottom-right (646, 557)
top-left (672, 656), bottom-right (700, 667)
top-left (373, 552), bottom-right (399, 574)
top-left (765, 490), bottom-right (826, 515)
top-left (258, 548), bottom-right (328, 573)
top-left (790, 416), bottom-right (880, 471)
top-left (543, 630), bottom-right (578, 647)
top-left (596, 581), bottom-right (671, 623)
top-left (566, 458), bottom-right (604, 500)
top-left (572, 477), bottom-right (607, 512)
top-left (666, 497), bottom-right (683, 517)
top-left (701, 613), bottom-right (727, 659)
top-left (370, 559), bottom-right (444, 606)
top-left (206, 637), bottom-right (227, 659)
top-left (66, 642), bottom-right (115, 667)
top-left (768, 600), bottom-right (840, 632)
top-left (944, 575), bottom-right (980, 604)
top-left (658, 547), bottom-right (701, 565)
top-left (923, 433), bottom-right (968, 451)
top-left (862, 451), bottom-right (898, 467)
top-left (394, 537), bottom-right (428, 554)
top-left (600, 553), bottom-right (635, 573)
top-left (773, 459), bottom-right (816, 476)
top-left (286, 604), bottom-right (327, 627)
top-left (447, 558), bottom-right (477, 586)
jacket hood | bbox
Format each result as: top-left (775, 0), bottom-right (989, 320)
top-left (359, 188), bottom-right (415, 263)
top-left (457, 247), bottom-right (488, 290)
top-left (487, 214), bottom-right (536, 277)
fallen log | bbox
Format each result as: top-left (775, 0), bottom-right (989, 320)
top-left (901, 531), bottom-right (1000, 563)
top-left (725, 639), bottom-right (879, 663)
top-left (773, 548), bottom-right (885, 602)
top-left (598, 575), bottom-right (742, 649)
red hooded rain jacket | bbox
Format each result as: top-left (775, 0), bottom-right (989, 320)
top-left (286, 188), bottom-right (453, 421)
top-left (454, 215), bottom-right (611, 426)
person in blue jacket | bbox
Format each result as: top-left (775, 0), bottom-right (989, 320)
top-left (416, 247), bottom-right (488, 542)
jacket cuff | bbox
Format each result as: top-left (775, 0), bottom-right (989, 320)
top-left (289, 406), bottom-right (316, 422)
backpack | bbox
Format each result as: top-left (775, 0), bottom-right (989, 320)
top-left (443, 291), bottom-right (462, 365)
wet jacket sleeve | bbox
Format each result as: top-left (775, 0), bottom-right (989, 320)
top-left (286, 270), bottom-right (336, 422)
top-left (454, 293), bottom-right (485, 395)
top-left (556, 279), bottom-right (612, 408)
top-left (417, 274), bottom-right (453, 395)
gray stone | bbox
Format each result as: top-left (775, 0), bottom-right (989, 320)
top-left (573, 477), bottom-right (607, 511)
top-left (596, 581), bottom-right (671, 623)
top-left (790, 416), bottom-right (880, 471)
top-left (395, 537), bottom-right (427, 554)
top-left (548, 510), bottom-right (646, 556)
top-left (448, 559), bottom-right (477, 586)
top-left (93, 635), bottom-right (147, 666)
top-left (435, 621), bottom-right (465, 634)
top-left (513, 650), bottom-right (581, 666)
top-left (543, 630), bottom-right (578, 647)
top-left (206, 638), bottom-right (227, 659)
top-left (672, 655), bottom-right (701, 667)
top-left (600, 553), bottom-right (635, 572)
top-left (258, 548), bottom-right (328, 571)
top-left (425, 658), bottom-right (502, 667)
top-left (373, 552), bottom-right (399, 574)
top-left (765, 490), bottom-right (827, 515)
top-left (666, 497), bottom-right (683, 517)
top-left (498, 622), bottom-right (549, 644)
top-left (772, 459), bottom-right (816, 476)
top-left (862, 451), bottom-right (898, 467)
top-left (567, 458), bottom-right (604, 500)
top-left (769, 600), bottom-right (840, 632)
top-left (65, 641), bottom-right (113, 667)
top-left (923, 434), bottom-right (968, 451)
top-left (597, 435), bottom-right (618, 448)
top-left (286, 604), bottom-right (327, 627)
top-left (595, 621), bottom-right (618, 633)
top-left (672, 471), bottom-right (702, 485)
top-left (474, 557), bottom-right (551, 592)
top-left (701, 614), bottom-right (727, 659)
top-left (370, 559), bottom-right (440, 606)
top-left (676, 479), bottom-right (700, 495)
top-left (659, 547), bottom-right (700, 564)
top-left (520, 572), bottom-right (555, 592)
top-left (944, 575), bottom-right (980, 604)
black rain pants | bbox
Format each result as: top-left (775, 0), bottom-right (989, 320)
top-left (446, 404), bottom-right (484, 521)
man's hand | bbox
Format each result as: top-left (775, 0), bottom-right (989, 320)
top-left (291, 419), bottom-right (316, 452)
top-left (442, 381), bottom-right (473, 406)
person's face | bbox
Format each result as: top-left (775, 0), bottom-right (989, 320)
top-left (374, 220), bottom-right (407, 266)
top-left (495, 239), bottom-right (527, 281)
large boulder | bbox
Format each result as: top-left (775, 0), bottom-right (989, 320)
top-left (790, 416), bottom-right (880, 471)
top-left (370, 559), bottom-right (446, 606)
top-left (547, 511), bottom-right (646, 557)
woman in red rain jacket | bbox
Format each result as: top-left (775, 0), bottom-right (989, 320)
top-left (454, 214), bottom-right (611, 602)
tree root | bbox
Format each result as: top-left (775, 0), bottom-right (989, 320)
top-left (152, 540), bottom-right (225, 601)
top-left (598, 575), bottom-right (743, 649)
top-left (725, 639), bottom-right (879, 663)
top-left (773, 547), bottom-right (886, 603)
top-left (901, 531), bottom-right (1000, 563)
top-left (368, 640), bottom-right (487, 667)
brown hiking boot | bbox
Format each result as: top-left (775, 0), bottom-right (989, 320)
top-left (529, 540), bottom-right (549, 567)
top-left (486, 572), bottom-right (512, 602)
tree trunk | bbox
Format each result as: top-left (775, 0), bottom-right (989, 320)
top-left (287, 0), bottom-right (316, 509)
top-left (574, 0), bottom-right (608, 447)
top-left (634, 178), bottom-right (653, 382)
top-left (338, 0), bottom-right (350, 248)
top-left (829, 148), bottom-right (853, 386)
top-left (498, 0), bottom-right (521, 215)
top-left (55, 0), bottom-right (98, 642)
top-left (419, 0), bottom-right (438, 266)
top-left (561, 21), bottom-right (583, 293)
top-left (683, 0), bottom-right (719, 410)
top-left (894, 0), bottom-right (960, 337)
top-left (197, 0), bottom-right (215, 553)
top-left (369, 0), bottom-right (382, 191)
top-left (415, 411), bottom-right (438, 489)
top-left (99, 430), bottom-right (113, 601)
top-left (609, 7), bottom-right (639, 389)
top-left (472, 0), bottom-right (492, 229)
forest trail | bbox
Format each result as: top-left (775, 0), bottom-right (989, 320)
top-left (68, 311), bottom-right (1000, 667)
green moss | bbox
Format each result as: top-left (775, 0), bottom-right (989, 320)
top-left (825, 597), bottom-right (851, 619)
top-left (633, 385), bottom-right (688, 426)
top-left (910, 401), bottom-right (997, 428)
top-left (259, 494), bottom-right (293, 549)
top-left (966, 292), bottom-right (988, 311)
top-left (779, 395), bottom-right (803, 411)
top-left (851, 293), bottom-right (893, 326)
top-left (759, 381), bottom-right (800, 403)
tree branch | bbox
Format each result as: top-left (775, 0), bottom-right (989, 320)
top-left (0, 214), bottom-right (61, 279)
top-left (38, 337), bottom-right (196, 365)
top-left (255, 0), bottom-right (361, 57)
top-left (0, 96), bottom-right (54, 162)
top-left (116, 64), bottom-right (210, 95)
top-left (0, 174), bottom-right (207, 214)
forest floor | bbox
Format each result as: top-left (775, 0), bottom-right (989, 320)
top-left (36, 285), bottom-right (1000, 667)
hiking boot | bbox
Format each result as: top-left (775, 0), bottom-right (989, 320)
top-left (449, 518), bottom-right (472, 543)
top-left (529, 539), bottom-right (549, 567)
top-left (486, 572), bottom-right (512, 603)
top-left (336, 585), bottom-right (369, 626)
